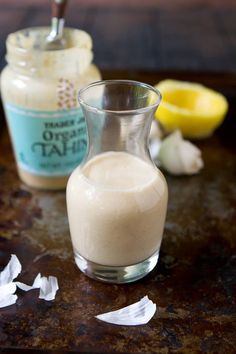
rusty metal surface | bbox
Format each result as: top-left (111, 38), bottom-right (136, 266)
top-left (0, 72), bottom-right (236, 353)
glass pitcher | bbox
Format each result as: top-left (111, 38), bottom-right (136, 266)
top-left (66, 80), bottom-right (168, 283)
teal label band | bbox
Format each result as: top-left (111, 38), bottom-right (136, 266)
top-left (5, 103), bottom-right (87, 176)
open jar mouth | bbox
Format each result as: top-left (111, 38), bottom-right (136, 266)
top-left (5, 27), bottom-right (93, 75)
top-left (78, 80), bottom-right (162, 115)
top-left (6, 27), bottom-right (93, 53)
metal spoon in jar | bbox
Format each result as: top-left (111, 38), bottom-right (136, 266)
top-left (45, 0), bottom-right (68, 50)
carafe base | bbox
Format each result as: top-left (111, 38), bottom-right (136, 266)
top-left (74, 250), bottom-right (160, 284)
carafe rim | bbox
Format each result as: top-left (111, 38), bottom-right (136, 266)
top-left (78, 79), bottom-right (162, 115)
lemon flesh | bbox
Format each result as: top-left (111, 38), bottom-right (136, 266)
top-left (155, 80), bottom-right (228, 139)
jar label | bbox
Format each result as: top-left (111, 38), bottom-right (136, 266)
top-left (4, 103), bottom-right (87, 176)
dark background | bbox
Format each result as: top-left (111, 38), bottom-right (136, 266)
top-left (0, 2), bottom-right (236, 353)
top-left (0, 0), bottom-right (236, 72)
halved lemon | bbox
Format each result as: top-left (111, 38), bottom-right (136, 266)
top-left (154, 79), bottom-right (228, 139)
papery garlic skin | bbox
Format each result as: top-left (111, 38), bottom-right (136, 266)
top-left (39, 276), bottom-right (59, 301)
top-left (0, 255), bottom-right (21, 308)
top-left (0, 255), bottom-right (59, 308)
top-left (16, 273), bottom-right (42, 292)
top-left (0, 254), bottom-right (22, 286)
top-left (16, 273), bottom-right (59, 301)
top-left (0, 294), bottom-right (18, 308)
top-left (158, 130), bottom-right (204, 175)
top-left (95, 296), bottom-right (156, 326)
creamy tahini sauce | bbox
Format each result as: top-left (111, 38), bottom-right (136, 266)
top-left (67, 151), bottom-right (168, 266)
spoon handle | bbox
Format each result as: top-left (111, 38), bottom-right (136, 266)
top-left (52, 0), bottom-right (68, 19)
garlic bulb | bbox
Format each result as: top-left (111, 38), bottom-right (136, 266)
top-left (158, 130), bottom-right (204, 175)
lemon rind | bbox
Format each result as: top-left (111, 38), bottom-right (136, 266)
top-left (154, 79), bottom-right (228, 138)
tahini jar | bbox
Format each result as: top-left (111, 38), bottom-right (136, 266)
top-left (0, 27), bottom-right (101, 189)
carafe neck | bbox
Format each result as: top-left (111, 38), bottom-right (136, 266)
top-left (83, 108), bottom-right (156, 162)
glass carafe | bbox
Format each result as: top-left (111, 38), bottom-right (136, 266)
top-left (66, 80), bottom-right (168, 283)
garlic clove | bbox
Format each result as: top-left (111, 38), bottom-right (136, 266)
top-left (178, 141), bottom-right (204, 174)
top-left (158, 130), bottom-right (204, 175)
